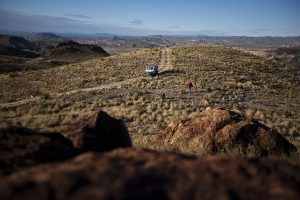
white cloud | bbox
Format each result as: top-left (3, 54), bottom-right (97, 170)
top-left (130, 18), bottom-right (143, 26)
top-left (64, 14), bottom-right (93, 19)
top-left (168, 25), bottom-right (179, 29)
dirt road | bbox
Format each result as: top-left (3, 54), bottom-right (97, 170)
top-left (0, 76), bottom-right (144, 108)
top-left (0, 48), bottom-right (173, 108)
top-left (59, 77), bottom-right (142, 97)
top-left (159, 48), bottom-right (173, 73)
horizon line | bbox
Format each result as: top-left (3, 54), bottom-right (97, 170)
top-left (1, 29), bottom-right (300, 38)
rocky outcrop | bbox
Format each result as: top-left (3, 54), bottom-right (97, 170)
top-left (0, 126), bottom-right (75, 175)
top-left (0, 111), bottom-right (132, 174)
top-left (1, 148), bottom-right (299, 200)
top-left (61, 111), bottom-right (132, 152)
top-left (155, 108), bottom-right (297, 157)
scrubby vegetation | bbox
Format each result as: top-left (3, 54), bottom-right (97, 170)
top-left (0, 45), bottom-right (299, 156)
top-left (0, 48), bottom-right (161, 102)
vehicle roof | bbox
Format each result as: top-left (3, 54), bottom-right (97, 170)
top-left (147, 64), bottom-right (158, 67)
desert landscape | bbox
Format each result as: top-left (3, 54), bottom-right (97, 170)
top-left (1, 0), bottom-right (300, 199)
top-left (1, 33), bottom-right (300, 199)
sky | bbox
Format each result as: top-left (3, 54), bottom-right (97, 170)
top-left (0, 0), bottom-right (299, 36)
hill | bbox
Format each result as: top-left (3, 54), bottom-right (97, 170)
top-left (267, 46), bottom-right (300, 67)
top-left (0, 35), bottom-right (36, 51)
top-left (45, 40), bottom-right (109, 61)
top-left (0, 46), bottom-right (39, 58)
top-left (0, 44), bottom-right (299, 199)
top-left (35, 32), bottom-right (64, 41)
top-left (0, 38), bottom-right (110, 73)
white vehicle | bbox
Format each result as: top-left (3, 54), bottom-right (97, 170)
top-left (145, 64), bottom-right (158, 76)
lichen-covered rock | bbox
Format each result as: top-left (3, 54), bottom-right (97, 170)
top-left (0, 126), bottom-right (75, 174)
top-left (0, 149), bottom-right (299, 200)
top-left (156, 108), bottom-right (296, 157)
top-left (61, 111), bottom-right (132, 152)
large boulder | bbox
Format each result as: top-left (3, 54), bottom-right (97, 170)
top-left (0, 148), bottom-right (299, 200)
top-left (155, 108), bottom-right (297, 157)
top-left (61, 111), bottom-right (132, 152)
top-left (0, 126), bottom-right (75, 175)
top-left (0, 111), bottom-right (132, 174)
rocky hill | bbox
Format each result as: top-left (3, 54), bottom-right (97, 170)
top-left (0, 35), bottom-right (36, 51)
top-left (0, 39), bottom-right (110, 73)
top-left (0, 46), bottom-right (39, 58)
top-left (0, 35), bottom-right (39, 58)
top-left (267, 46), bottom-right (300, 68)
top-left (45, 40), bottom-right (109, 61)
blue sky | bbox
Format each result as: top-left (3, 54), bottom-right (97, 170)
top-left (0, 0), bottom-right (299, 36)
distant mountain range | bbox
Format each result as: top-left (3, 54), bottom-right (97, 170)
top-left (59, 33), bottom-right (118, 38)
top-left (0, 29), bottom-right (299, 38)
top-left (1, 31), bottom-right (300, 51)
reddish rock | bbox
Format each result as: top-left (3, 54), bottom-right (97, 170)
top-left (0, 111), bottom-right (132, 174)
top-left (0, 126), bottom-right (75, 175)
top-left (61, 111), bottom-right (132, 152)
top-left (0, 148), bottom-right (299, 200)
top-left (156, 108), bottom-right (296, 157)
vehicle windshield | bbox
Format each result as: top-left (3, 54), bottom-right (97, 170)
top-left (147, 67), bottom-right (154, 70)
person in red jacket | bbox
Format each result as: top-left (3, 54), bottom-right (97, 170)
top-left (187, 81), bottom-right (193, 93)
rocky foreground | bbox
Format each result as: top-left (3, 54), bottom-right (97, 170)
top-left (1, 148), bottom-right (299, 200)
top-left (0, 108), bottom-right (299, 200)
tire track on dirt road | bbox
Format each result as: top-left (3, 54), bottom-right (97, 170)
top-left (159, 48), bottom-right (173, 73)
top-left (0, 76), bottom-right (143, 108)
